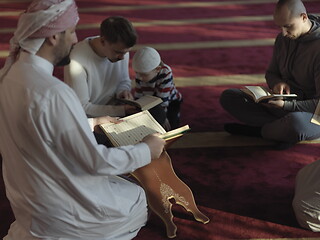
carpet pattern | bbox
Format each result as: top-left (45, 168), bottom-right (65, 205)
top-left (1, 0), bottom-right (320, 240)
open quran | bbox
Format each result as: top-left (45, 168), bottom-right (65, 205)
top-left (99, 110), bottom-right (190, 147)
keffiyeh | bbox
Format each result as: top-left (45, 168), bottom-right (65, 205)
top-left (0, 0), bottom-right (79, 81)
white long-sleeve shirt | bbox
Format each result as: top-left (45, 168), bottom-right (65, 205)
top-left (0, 52), bottom-right (150, 240)
top-left (64, 37), bottom-right (132, 118)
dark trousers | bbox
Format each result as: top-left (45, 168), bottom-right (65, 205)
top-left (220, 88), bottom-right (320, 143)
top-left (167, 99), bottom-right (182, 129)
top-left (149, 99), bottom-right (182, 129)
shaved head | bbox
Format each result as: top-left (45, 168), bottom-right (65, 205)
top-left (273, 0), bottom-right (311, 39)
top-left (275, 0), bottom-right (307, 18)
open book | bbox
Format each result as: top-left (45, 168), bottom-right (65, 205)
top-left (117, 95), bottom-right (163, 111)
top-left (241, 86), bottom-right (297, 103)
top-left (99, 110), bottom-right (190, 147)
top-left (312, 102), bottom-right (320, 125)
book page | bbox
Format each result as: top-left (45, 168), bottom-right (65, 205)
top-left (245, 86), bottom-right (271, 100)
top-left (161, 125), bottom-right (190, 140)
top-left (312, 102), bottom-right (320, 125)
top-left (100, 111), bottom-right (166, 146)
top-left (271, 93), bottom-right (297, 98)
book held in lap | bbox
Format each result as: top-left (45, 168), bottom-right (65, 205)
top-left (99, 110), bottom-right (190, 146)
top-left (241, 86), bottom-right (297, 103)
top-left (117, 95), bottom-right (163, 111)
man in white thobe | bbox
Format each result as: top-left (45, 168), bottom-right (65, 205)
top-left (0, 0), bottom-right (165, 239)
top-left (293, 160), bottom-right (320, 232)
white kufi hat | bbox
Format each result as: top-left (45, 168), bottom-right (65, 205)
top-left (132, 46), bottom-right (161, 73)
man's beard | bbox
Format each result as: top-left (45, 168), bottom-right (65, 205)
top-left (56, 55), bottom-right (71, 66)
top-left (108, 58), bottom-right (121, 63)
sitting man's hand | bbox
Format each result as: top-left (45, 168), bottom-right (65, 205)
top-left (142, 134), bottom-right (166, 160)
top-left (93, 116), bottom-right (122, 133)
top-left (264, 99), bottom-right (285, 108)
top-left (117, 90), bottom-right (134, 100)
top-left (273, 82), bottom-right (291, 94)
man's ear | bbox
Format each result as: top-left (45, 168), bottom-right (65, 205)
top-left (47, 33), bottom-right (61, 46)
top-left (301, 12), bottom-right (308, 22)
top-left (100, 36), bottom-right (106, 46)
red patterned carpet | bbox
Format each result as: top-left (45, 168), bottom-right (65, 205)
top-left (1, 1), bottom-right (320, 240)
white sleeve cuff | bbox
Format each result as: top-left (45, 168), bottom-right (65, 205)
top-left (88, 118), bottom-right (94, 132)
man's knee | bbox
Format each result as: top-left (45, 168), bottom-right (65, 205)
top-left (219, 88), bottom-right (242, 110)
top-left (262, 112), bottom-right (319, 142)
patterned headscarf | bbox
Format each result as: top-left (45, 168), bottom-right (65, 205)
top-left (0, 0), bottom-right (79, 81)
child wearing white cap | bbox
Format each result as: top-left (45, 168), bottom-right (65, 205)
top-left (132, 46), bottom-right (183, 130)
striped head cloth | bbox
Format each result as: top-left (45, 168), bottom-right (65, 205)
top-left (0, 0), bottom-right (79, 81)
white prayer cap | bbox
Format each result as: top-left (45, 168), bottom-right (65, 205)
top-left (132, 47), bottom-right (161, 73)
top-left (0, 0), bottom-right (79, 82)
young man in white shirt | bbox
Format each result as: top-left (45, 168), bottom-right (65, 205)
top-left (64, 16), bottom-right (138, 118)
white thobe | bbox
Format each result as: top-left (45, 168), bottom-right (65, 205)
top-left (293, 159), bottom-right (320, 232)
top-left (0, 52), bottom-right (150, 240)
top-left (64, 37), bottom-right (132, 118)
